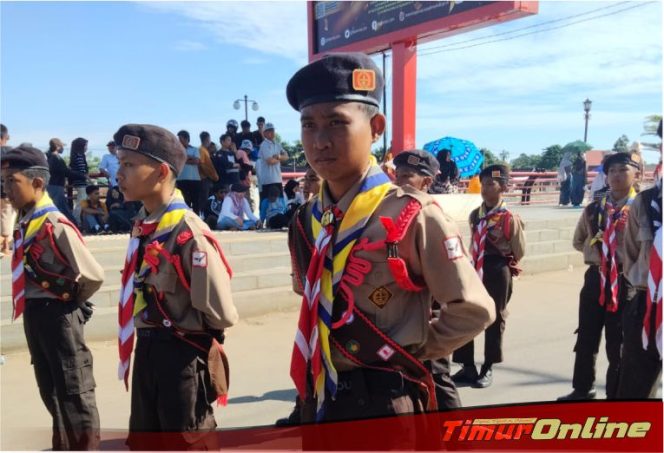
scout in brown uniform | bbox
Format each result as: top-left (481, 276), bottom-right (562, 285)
top-left (2, 145), bottom-right (103, 450)
top-left (285, 53), bottom-right (494, 438)
top-left (558, 151), bottom-right (641, 401)
top-left (618, 123), bottom-right (662, 398)
top-left (452, 165), bottom-right (526, 388)
top-left (113, 124), bottom-right (239, 450)
top-left (393, 149), bottom-right (462, 410)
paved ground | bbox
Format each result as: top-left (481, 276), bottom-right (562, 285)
top-left (7, 268), bottom-right (658, 450)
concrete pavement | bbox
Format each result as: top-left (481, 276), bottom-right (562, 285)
top-left (5, 268), bottom-right (658, 450)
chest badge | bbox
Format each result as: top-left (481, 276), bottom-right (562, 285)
top-left (369, 286), bottom-right (392, 308)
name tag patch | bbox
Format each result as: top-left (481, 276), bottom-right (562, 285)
top-left (192, 251), bottom-right (208, 268)
top-left (444, 237), bottom-right (464, 260)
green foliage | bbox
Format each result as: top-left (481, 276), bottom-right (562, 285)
top-left (282, 140), bottom-right (307, 171)
top-left (480, 148), bottom-right (508, 167)
top-left (88, 155), bottom-right (101, 174)
top-left (612, 134), bottom-right (630, 153)
top-left (538, 144), bottom-right (564, 170)
top-left (510, 153), bottom-right (541, 170)
top-left (641, 114), bottom-right (662, 153)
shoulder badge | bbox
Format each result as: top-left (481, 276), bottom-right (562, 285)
top-left (444, 236), bottom-right (464, 260)
top-left (192, 251), bottom-right (208, 268)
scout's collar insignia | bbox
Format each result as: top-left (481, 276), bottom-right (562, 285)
top-left (122, 134), bottom-right (141, 151)
top-left (352, 69), bottom-right (376, 91)
top-left (492, 170), bottom-right (502, 178)
top-left (369, 286), bottom-right (392, 308)
top-left (407, 155), bottom-right (420, 166)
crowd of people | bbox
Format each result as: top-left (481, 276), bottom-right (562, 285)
top-left (0, 50), bottom-right (661, 452)
top-left (0, 117), bottom-right (319, 244)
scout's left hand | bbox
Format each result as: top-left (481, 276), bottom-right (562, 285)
top-left (79, 301), bottom-right (95, 323)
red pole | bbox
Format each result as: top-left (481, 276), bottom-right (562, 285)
top-left (391, 40), bottom-right (417, 155)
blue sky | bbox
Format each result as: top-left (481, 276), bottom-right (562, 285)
top-left (1, 1), bottom-right (662, 163)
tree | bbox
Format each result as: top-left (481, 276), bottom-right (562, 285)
top-left (499, 150), bottom-right (510, 162)
top-left (538, 144), bottom-right (564, 170)
top-left (612, 134), bottom-right (630, 153)
top-left (282, 140), bottom-right (307, 171)
top-left (480, 148), bottom-right (507, 167)
top-left (510, 153), bottom-right (541, 170)
top-left (641, 114), bottom-right (662, 153)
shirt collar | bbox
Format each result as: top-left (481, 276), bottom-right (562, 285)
top-left (320, 164), bottom-right (373, 214)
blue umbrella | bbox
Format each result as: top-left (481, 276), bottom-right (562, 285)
top-left (423, 136), bottom-right (484, 178)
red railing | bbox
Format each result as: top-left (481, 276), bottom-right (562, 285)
top-left (282, 170), bottom-right (656, 206)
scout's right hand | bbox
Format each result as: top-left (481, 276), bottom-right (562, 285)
top-left (79, 301), bottom-right (95, 323)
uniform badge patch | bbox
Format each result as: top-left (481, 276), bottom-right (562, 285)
top-left (369, 286), bottom-right (392, 308)
top-left (491, 170), bottom-right (502, 178)
top-left (352, 69), bottom-right (376, 91)
top-left (407, 155), bottom-right (420, 165)
top-left (444, 237), bottom-right (464, 260)
top-left (121, 134), bottom-right (141, 150)
top-left (346, 340), bottom-right (360, 355)
top-left (377, 344), bottom-right (395, 361)
top-left (192, 251), bottom-right (208, 268)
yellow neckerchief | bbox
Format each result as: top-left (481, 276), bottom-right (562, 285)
top-left (19, 193), bottom-right (60, 249)
top-left (307, 165), bottom-right (392, 420)
top-left (132, 189), bottom-right (190, 315)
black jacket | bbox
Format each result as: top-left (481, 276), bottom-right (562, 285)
top-left (47, 152), bottom-right (84, 187)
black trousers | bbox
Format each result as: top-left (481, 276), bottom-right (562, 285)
top-left (301, 368), bottom-right (438, 450)
top-left (454, 256), bottom-right (512, 366)
top-left (571, 265), bottom-right (626, 398)
top-left (23, 298), bottom-right (100, 450)
top-left (617, 290), bottom-right (662, 398)
top-left (426, 357), bottom-right (461, 410)
top-left (127, 329), bottom-right (218, 451)
top-left (176, 180), bottom-right (203, 216)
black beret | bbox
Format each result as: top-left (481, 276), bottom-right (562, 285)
top-left (231, 183), bottom-right (249, 193)
top-left (1, 145), bottom-right (49, 171)
top-left (602, 151), bottom-right (641, 174)
top-left (480, 164), bottom-right (510, 182)
top-left (393, 150), bottom-right (439, 177)
top-left (286, 52), bottom-right (384, 111)
top-left (113, 124), bottom-right (186, 176)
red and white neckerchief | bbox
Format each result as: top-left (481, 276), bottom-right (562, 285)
top-left (643, 178), bottom-right (662, 357)
top-left (598, 189), bottom-right (636, 312)
top-left (117, 219), bottom-right (158, 389)
top-left (11, 195), bottom-right (59, 320)
top-left (471, 200), bottom-right (506, 280)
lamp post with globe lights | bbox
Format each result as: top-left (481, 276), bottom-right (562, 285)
top-left (233, 95), bottom-right (259, 122)
top-left (583, 98), bottom-right (592, 143)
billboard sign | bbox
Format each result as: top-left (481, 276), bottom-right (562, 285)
top-left (309, 1), bottom-right (538, 58)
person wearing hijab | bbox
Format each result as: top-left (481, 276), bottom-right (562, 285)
top-left (558, 152), bottom-right (573, 206)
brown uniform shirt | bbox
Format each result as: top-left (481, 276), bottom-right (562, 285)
top-left (573, 195), bottom-right (630, 266)
top-left (17, 204), bottom-right (104, 302)
top-left (624, 186), bottom-right (659, 290)
top-left (469, 204), bottom-right (526, 261)
top-left (133, 200), bottom-right (238, 331)
top-left (292, 172), bottom-right (495, 370)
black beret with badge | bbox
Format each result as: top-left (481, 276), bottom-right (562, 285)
top-left (113, 124), bottom-right (186, 176)
top-left (1, 145), bottom-right (49, 171)
top-left (602, 151), bottom-right (641, 174)
top-left (479, 164), bottom-right (510, 183)
top-left (286, 52), bottom-right (384, 111)
top-left (393, 149), bottom-right (439, 177)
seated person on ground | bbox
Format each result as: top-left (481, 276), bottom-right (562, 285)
top-left (284, 178), bottom-right (305, 216)
top-left (217, 183), bottom-right (260, 231)
top-left (260, 185), bottom-right (289, 229)
top-left (205, 184), bottom-right (228, 230)
top-left (105, 186), bottom-right (133, 233)
top-left (80, 185), bottom-right (109, 234)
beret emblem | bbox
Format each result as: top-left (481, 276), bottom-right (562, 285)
top-left (122, 135), bottom-right (141, 151)
top-left (352, 69), bottom-right (376, 91)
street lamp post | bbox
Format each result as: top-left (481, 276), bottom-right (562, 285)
top-left (583, 98), bottom-right (592, 143)
top-left (233, 95), bottom-right (259, 122)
